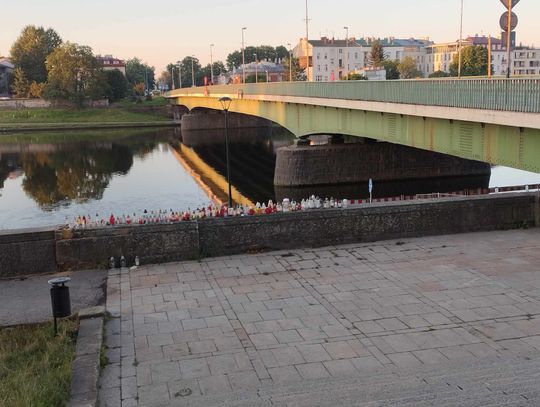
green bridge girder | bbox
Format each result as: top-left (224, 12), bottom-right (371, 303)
top-left (168, 80), bottom-right (540, 174)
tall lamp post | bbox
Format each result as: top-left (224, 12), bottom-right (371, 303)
top-left (190, 55), bottom-right (195, 87)
top-left (344, 26), bottom-right (349, 80)
top-left (241, 27), bottom-right (247, 83)
top-left (458, 0), bottom-right (464, 78)
top-left (219, 96), bottom-right (233, 208)
top-left (254, 53), bottom-right (258, 83)
top-left (170, 66), bottom-right (175, 90)
top-left (176, 62), bottom-right (182, 89)
top-left (287, 43), bottom-right (293, 82)
top-left (210, 44), bottom-right (214, 84)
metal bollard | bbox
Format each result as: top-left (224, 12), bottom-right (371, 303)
top-left (48, 277), bottom-right (72, 335)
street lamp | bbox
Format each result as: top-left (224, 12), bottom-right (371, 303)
top-left (170, 66), bottom-right (175, 90)
top-left (287, 43), bottom-right (293, 82)
top-left (254, 53), bottom-right (258, 83)
top-left (190, 55), bottom-right (195, 87)
top-left (210, 44), bottom-right (214, 84)
top-left (219, 96), bottom-right (233, 208)
top-left (344, 26), bottom-right (349, 80)
top-left (458, 0), bottom-right (464, 78)
top-left (176, 62), bottom-right (182, 89)
top-left (241, 27), bottom-right (247, 83)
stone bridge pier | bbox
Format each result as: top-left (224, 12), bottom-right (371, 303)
top-left (274, 139), bottom-right (491, 189)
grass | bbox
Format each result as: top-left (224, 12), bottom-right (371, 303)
top-left (0, 319), bottom-right (78, 407)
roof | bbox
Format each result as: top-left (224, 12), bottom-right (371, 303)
top-left (234, 61), bottom-right (285, 74)
top-left (308, 38), bottom-right (361, 48)
top-left (355, 37), bottom-right (433, 47)
top-left (467, 35), bottom-right (503, 45)
top-left (0, 58), bottom-right (14, 69)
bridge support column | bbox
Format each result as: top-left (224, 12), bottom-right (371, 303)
top-left (274, 142), bottom-right (491, 187)
top-left (181, 112), bottom-right (271, 132)
top-left (535, 194), bottom-right (540, 228)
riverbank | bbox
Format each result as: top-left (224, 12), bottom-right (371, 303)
top-left (0, 97), bottom-right (175, 132)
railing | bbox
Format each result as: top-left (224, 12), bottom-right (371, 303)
top-left (168, 78), bottom-right (540, 113)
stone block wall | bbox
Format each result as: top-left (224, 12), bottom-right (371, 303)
top-left (0, 193), bottom-right (537, 276)
top-left (0, 228), bottom-right (57, 278)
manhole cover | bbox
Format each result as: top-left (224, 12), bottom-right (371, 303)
top-left (174, 388), bottom-right (192, 397)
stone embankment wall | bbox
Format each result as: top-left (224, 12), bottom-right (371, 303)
top-left (0, 98), bottom-right (109, 109)
top-left (0, 193), bottom-right (538, 277)
top-left (274, 143), bottom-right (491, 186)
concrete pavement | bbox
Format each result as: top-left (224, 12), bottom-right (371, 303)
top-left (99, 229), bottom-right (540, 406)
top-left (0, 269), bottom-right (106, 326)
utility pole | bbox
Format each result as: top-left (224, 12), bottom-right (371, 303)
top-left (488, 35), bottom-right (492, 79)
top-left (191, 56), bottom-right (195, 87)
top-left (304, 0), bottom-right (310, 81)
top-left (210, 44), bottom-right (214, 84)
top-left (287, 43), bottom-right (293, 81)
top-left (506, 0), bottom-right (512, 78)
top-left (242, 27), bottom-right (247, 83)
top-left (254, 53), bottom-right (258, 83)
top-left (177, 62), bottom-right (182, 88)
top-left (344, 26), bottom-right (349, 80)
top-left (458, 0), bottom-right (464, 78)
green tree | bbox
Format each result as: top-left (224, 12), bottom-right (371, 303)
top-left (245, 74), bottom-right (267, 83)
top-left (429, 70), bottom-right (451, 78)
top-left (44, 42), bottom-right (105, 107)
top-left (227, 45), bottom-right (290, 70)
top-left (381, 60), bottom-right (400, 80)
top-left (10, 25), bottom-right (62, 84)
top-left (11, 67), bottom-right (30, 97)
top-left (449, 46), bottom-right (489, 77)
top-left (172, 57), bottom-right (202, 87)
top-left (398, 56), bottom-right (422, 79)
top-left (283, 56), bottom-right (305, 81)
top-left (369, 40), bottom-right (386, 68)
top-left (104, 69), bottom-right (128, 101)
top-left (126, 58), bottom-right (155, 90)
top-left (199, 61), bottom-right (226, 84)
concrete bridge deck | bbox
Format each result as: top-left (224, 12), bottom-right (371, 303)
top-left (168, 80), bottom-right (540, 173)
top-left (99, 228), bottom-right (540, 406)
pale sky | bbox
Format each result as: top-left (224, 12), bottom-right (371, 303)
top-left (2, 0), bottom-right (539, 73)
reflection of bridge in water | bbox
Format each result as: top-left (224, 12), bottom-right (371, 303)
top-left (172, 128), bottom-right (491, 205)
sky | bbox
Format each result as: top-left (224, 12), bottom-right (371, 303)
top-left (2, 0), bottom-right (539, 73)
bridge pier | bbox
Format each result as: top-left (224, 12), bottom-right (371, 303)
top-left (274, 141), bottom-right (491, 188)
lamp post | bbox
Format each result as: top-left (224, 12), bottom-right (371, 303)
top-left (241, 27), bottom-right (247, 83)
top-left (344, 26), bottom-right (349, 80)
top-left (254, 53), bottom-right (258, 83)
top-left (177, 62), bottom-right (182, 88)
top-left (506, 0), bottom-right (513, 78)
top-left (219, 96), bottom-right (233, 208)
top-left (190, 55), bottom-right (195, 87)
top-left (170, 66), bottom-right (175, 90)
top-left (458, 0), bottom-right (464, 78)
top-left (265, 70), bottom-right (269, 82)
top-left (287, 42), bottom-right (293, 82)
top-left (210, 44), bottom-right (214, 84)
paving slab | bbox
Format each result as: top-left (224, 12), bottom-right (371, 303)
top-left (98, 229), bottom-right (540, 406)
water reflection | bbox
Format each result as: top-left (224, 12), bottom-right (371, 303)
top-left (1, 126), bottom-right (539, 230)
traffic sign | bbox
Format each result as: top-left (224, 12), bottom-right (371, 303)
top-left (500, 0), bottom-right (520, 9)
top-left (500, 11), bottom-right (518, 32)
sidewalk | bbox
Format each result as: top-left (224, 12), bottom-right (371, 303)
top-left (0, 269), bottom-right (106, 326)
top-left (99, 229), bottom-right (540, 406)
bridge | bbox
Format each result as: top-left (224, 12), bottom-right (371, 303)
top-left (167, 79), bottom-right (540, 173)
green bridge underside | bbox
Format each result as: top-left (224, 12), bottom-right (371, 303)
top-left (168, 80), bottom-right (540, 173)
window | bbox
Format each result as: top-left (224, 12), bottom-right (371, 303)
top-left (324, 53), bottom-right (327, 59)
top-left (339, 49), bottom-right (343, 54)
top-left (325, 65), bottom-right (328, 71)
top-left (354, 52), bottom-right (358, 59)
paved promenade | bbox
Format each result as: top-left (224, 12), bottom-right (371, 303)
top-left (99, 229), bottom-right (540, 406)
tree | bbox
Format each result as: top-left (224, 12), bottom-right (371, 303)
top-left (104, 69), bottom-right (128, 101)
top-left (226, 45), bottom-right (290, 70)
top-left (199, 61), bottom-right (226, 84)
top-left (173, 57), bottom-right (202, 87)
top-left (429, 70), bottom-right (451, 78)
top-left (10, 25), bottom-right (62, 84)
top-left (449, 46), bottom-right (489, 77)
top-left (398, 56), bottom-right (422, 79)
top-left (381, 60), bottom-right (400, 80)
top-left (369, 40), bottom-right (386, 68)
top-left (158, 70), bottom-right (172, 91)
top-left (11, 68), bottom-right (30, 98)
top-left (44, 42), bottom-right (105, 107)
top-left (126, 58), bottom-right (155, 90)
top-left (283, 56), bottom-right (305, 81)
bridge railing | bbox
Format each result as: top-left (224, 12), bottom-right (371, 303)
top-left (168, 78), bottom-right (540, 113)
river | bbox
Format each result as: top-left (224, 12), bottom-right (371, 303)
top-left (1, 127), bottom-right (539, 230)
